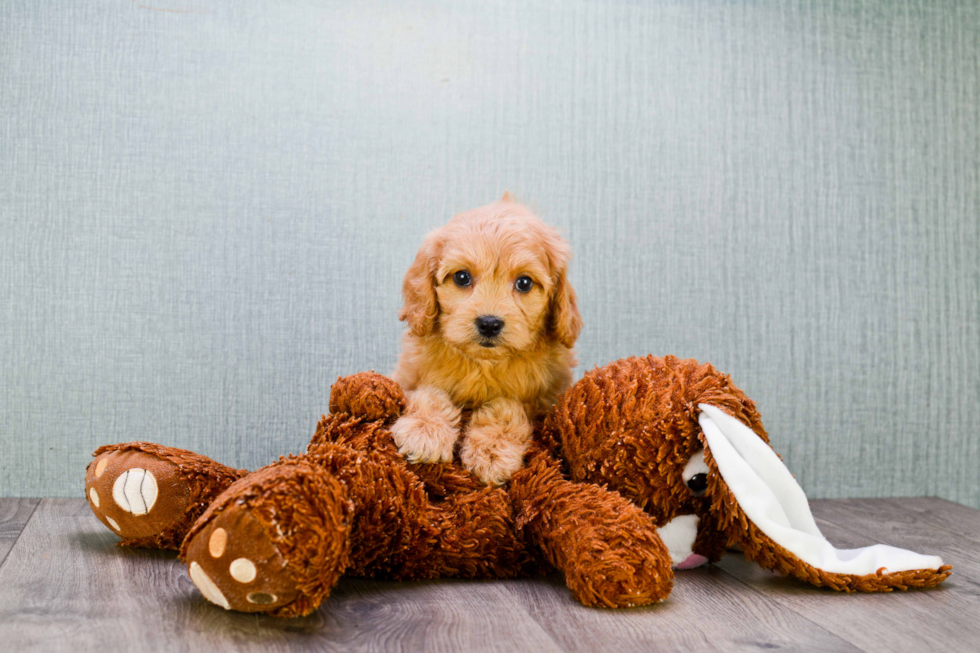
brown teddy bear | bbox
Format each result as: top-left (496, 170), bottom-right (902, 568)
top-left (84, 356), bottom-right (950, 616)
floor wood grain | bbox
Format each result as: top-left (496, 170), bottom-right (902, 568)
top-left (503, 565), bottom-right (860, 653)
top-left (0, 498), bottom-right (40, 566)
top-left (0, 498), bottom-right (974, 652)
top-left (715, 498), bottom-right (980, 653)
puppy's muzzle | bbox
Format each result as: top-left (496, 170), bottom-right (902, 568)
top-left (475, 315), bottom-right (504, 345)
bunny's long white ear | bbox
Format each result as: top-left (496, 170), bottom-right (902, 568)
top-left (697, 404), bottom-right (949, 589)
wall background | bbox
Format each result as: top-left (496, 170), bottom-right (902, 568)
top-left (1, 0), bottom-right (977, 505)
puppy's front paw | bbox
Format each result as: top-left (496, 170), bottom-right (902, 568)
top-left (391, 415), bottom-right (458, 463)
top-left (391, 387), bottom-right (461, 463)
top-left (460, 398), bottom-right (532, 486)
top-left (460, 436), bottom-right (529, 486)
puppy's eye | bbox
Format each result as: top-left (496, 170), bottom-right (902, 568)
top-left (515, 276), bottom-right (533, 293)
top-left (453, 270), bottom-right (472, 287)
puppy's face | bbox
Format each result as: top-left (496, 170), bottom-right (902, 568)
top-left (434, 225), bottom-right (552, 358)
top-left (400, 200), bottom-right (581, 358)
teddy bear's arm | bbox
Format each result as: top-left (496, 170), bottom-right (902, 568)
top-left (327, 371), bottom-right (406, 424)
top-left (508, 446), bottom-right (674, 608)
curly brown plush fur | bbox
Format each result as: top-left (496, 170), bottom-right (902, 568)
top-left (536, 355), bottom-right (763, 565)
top-left (85, 355), bottom-right (950, 617)
top-left (544, 355), bottom-right (766, 528)
top-left (509, 447), bottom-right (673, 607)
top-left (547, 355), bottom-right (951, 590)
top-left (172, 372), bottom-right (668, 616)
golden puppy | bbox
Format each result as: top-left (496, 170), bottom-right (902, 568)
top-left (391, 196), bottom-right (582, 485)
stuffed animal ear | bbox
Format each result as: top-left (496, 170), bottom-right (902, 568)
top-left (696, 404), bottom-right (951, 591)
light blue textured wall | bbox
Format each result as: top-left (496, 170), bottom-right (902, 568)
top-left (1, 1), bottom-right (978, 505)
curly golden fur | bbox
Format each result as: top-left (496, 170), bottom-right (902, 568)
top-left (391, 196), bottom-right (582, 485)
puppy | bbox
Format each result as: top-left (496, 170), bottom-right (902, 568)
top-left (391, 196), bottom-right (582, 485)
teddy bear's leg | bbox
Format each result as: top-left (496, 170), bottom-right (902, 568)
top-left (391, 483), bottom-right (533, 582)
top-left (509, 449), bottom-right (675, 608)
top-left (85, 442), bottom-right (246, 549)
top-left (180, 456), bottom-right (353, 616)
top-left (181, 442), bottom-right (532, 616)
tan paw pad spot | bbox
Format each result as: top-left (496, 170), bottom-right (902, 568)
top-left (95, 458), bottom-right (109, 477)
top-left (208, 528), bottom-right (227, 558)
top-left (247, 592), bottom-right (277, 605)
top-left (229, 558), bottom-right (257, 583)
top-left (189, 562), bottom-right (231, 610)
top-left (89, 488), bottom-right (100, 508)
top-left (112, 468), bottom-right (158, 515)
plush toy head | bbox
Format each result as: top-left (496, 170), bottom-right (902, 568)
top-left (547, 355), bottom-right (951, 590)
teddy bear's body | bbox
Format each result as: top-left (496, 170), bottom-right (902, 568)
top-left (85, 356), bottom-right (950, 617)
top-left (88, 368), bottom-right (673, 615)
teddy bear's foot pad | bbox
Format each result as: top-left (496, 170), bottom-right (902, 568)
top-left (182, 496), bottom-right (300, 612)
top-left (86, 447), bottom-right (191, 543)
top-left (86, 442), bottom-right (246, 549)
top-left (179, 457), bottom-right (356, 616)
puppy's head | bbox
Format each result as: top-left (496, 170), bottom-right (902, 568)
top-left (400, 196), bottom-right (582, 358)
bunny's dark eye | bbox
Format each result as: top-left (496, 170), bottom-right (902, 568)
top-left (515, 276), bottom-right (533, 293)
top-left (686, 473), bottom-right (708, 495)
top-left (682, 449), bottom-right (709, 496)
top-left (453, 270), bottom-right (472, 287)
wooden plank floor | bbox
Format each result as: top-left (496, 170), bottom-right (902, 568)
top-left (0, 497), bottom-right (975, 652)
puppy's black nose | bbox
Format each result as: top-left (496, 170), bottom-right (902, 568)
top-left (475, 315), bottom-right (504, 338)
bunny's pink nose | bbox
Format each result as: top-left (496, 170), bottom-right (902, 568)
top-left (675, 553), bottom-right (708, 570)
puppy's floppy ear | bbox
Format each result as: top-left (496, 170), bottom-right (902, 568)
top-left (399, 231), bottom-right (442, 337)
top-left (545, 237), bottom-right (583, 349)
